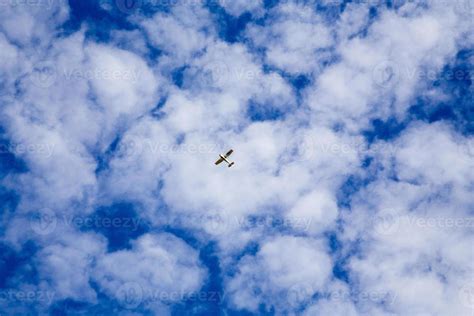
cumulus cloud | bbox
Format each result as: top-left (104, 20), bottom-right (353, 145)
top-left (226, 236), bottom-right (333, 313)
top-left (246, 2), bottom-right (334, 74)
top-left (93, 233), bottom-right (206, 311)
top-left (220, 0), bottom-right (264, 17)
top-left (139, 1), bottom-right (215, 67)
top-left (341, 122), bottom-right (474, 315)
top-left (0, 0), bottom-right (69, 45)
top-left (37, 232), bottom-right (106, 303)
top-left (305, 0), bottom-right (471, 131)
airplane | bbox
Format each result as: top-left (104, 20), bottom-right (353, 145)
top-left (215, 149), bottom-right (235, 168)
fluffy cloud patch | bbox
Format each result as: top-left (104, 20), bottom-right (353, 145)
top-left (93, 233), bottom-right (206, 311)
top-left (246, 2), bottom-right (334, 74)
top-left (227, 236), bottom-right (333, 313)
top-left (341, 122), bottom-right (474, 315)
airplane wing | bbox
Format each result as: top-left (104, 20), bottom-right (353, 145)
top-left (215, 157), bottom-right (224, 165)
top-left (225, 149), bottom-right (233, 157)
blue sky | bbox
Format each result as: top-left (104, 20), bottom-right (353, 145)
top-left (0, 0), bottom-right (473, 315)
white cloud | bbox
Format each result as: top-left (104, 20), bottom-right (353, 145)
top-left (341, 122), bottom-right (474, 315)
top-left (246, 2), bottom-right (334, 74)
top-left (37, 232), bottom-right (107, 303)
top-left (393, 122), bottom-right (474, 186)
top-left (220, 0), bottom-right (264, 17)
top-left (139, 2), bottom-right (214, 67)
top-left (305, 1), bottom-right (471, 131)
top-left (93, 233), bottom-right (206, 311)
top-left (0, 0), bottom-right (69, 45)
top-left (85, 43), bottom-right (159, 135)
top-left (226, 235), bottom-right (333, 313)
top-left (286, 189), bottom-right (338, 234)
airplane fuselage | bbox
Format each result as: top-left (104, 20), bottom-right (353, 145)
top-left (215, 149), bottom-right (235, 167)
top-left (220, 154), bottom-right (230, 164)
top-left (220, 154), bottom-right (234, 167)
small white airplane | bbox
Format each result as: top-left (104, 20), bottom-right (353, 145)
top-left (215, 149), bottom-right (235, 168)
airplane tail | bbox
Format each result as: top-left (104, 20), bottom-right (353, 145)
top-left (228, 162), bottom-right (235, 168)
